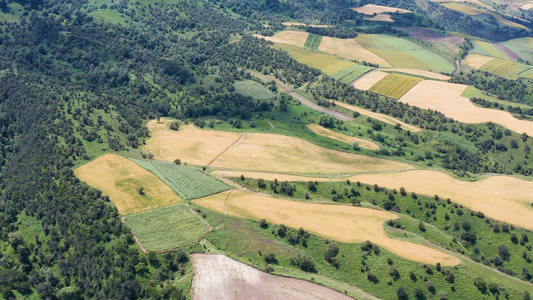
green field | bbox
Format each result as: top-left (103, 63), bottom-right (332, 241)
top-left (470, 40), bottom-right (512, 60)
top-left (369, 74), bottom-right (423, 99)
top-left (479, 58), bottom-right (533, 80)
top-left (303, 33), bottom-right (322, 51)
top-left (500, 38), bottom-right (533, 62)
top-left (124, 203), bottom-right (209, 251)
top-left (131, 159), bottom-right (230, 200)
top-left (233, 80), bottom-right (276, 99)
top-left (355, 34), bottom-right (455, 74)
top-left (331, 65), bottom-right (374, 84)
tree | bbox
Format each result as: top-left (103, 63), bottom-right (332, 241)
top-left (173, 158), bottom-right (181, 165)
top-left (397, 286), bottom-right (408, 300)
top-left (138, 187), bottom-right (145, 195)
top-left (259, 218), bottom-right (268, 228)
top-left (257, 178), bottom-right (266, 189)
top-left (474, 276), bottom-right (487, 292)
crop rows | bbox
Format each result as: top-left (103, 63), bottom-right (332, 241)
top-left (480, 58), bottom-right (533, 80)
top-left (331, 65), bottom-right (373, 81)
top-left (131, 158), bottom-right (230, 200)
top-left (369, 74), bottom-right (423, 99)
top-left (303, 33), bottom-right (322, 51)
top-left (339, 67), bottom-right (373, 84)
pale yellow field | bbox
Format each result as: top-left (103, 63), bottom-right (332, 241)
top-left (441, 3), bottom-right (529, 30)
top-left (434, 0), bottom-right (493, 10)
top-left (333, 101), bottom-right (421, 132)
top-left (463, 53), bottom-right (495, 69)
top-left (253, 31), bottom-right (310, 48)
top-left (350, 69), bottom-right (389, 90)
top-left (352, 4), bottom-right (411, 15)
top-left (195, 190), bottom-right (459, 266)
top-left (146, 119), bottom-right (411, 174)
top-left (211, 170), bottom-right (533, 231)
top-left (74, 154), bottom-right (182, 215)
top-left (143, 120), bottom-right (242, 166)
top-left (318, 37), bottom-right (392, 67)
top-left (364, 14), bottom-right (394, 22)
top-left (307, 124), bottom-right (380, 150)
top-left (399, 80), bottom-right (533, 135)
top-left (522, 3), bottom-right (533, 10)
top-left (282, 22), bottom-right (332, 28)
top-left (382, 68), bottom-right (451, 80)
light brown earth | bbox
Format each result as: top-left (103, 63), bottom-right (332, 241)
top-left (253, 31), bottom-right (310, 47)
top-left (191, 254), bottom-right (357, 300)
top-left (307, 124), bottom-right (380, 150)
top-left (364, 14), bottom-right (394, 22)
top-left (463, 53), bottom-right (495, 69)
top-left (349, 69), bottom-right (389, 90)
top-left (74, 154), bottom-right (182, 215)
top-left (318, 37), bottom-right (392, 67)
top-left (211, 170), bottom-right (533, 232)
top-left (352, 4), bottom-right (411, 14)
top-left (333, 101), bottom-right (421, 132)
top-left (522, 3), bottom-right (533, 10)
top-left (382, 68), bottom-right (451, 80)
top-left (195, 190), bottom-right (459, 266)
top-left (145, 119), bottom-right (412, 174)
top-left (399, 80), bottom-right (533, 135)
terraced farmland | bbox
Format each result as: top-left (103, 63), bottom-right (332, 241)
top-left (331, 64), bottom-right (373, 84)
top-left (124, 203), bottom-right (209, 251)
top-left (303, 33), bottom-right (322, 50)
top-left (369, 74), bottom-right (423, 99)
top-left (355, 34), bottom-right (455, 73)
top-left (130, 159), bottom-right (230, 200)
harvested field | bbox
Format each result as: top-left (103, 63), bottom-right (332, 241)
top-left (145, 119), bottom-right (412, 174)
top-left (211, 170), bottom-right (533, 232)
top-left (352, 4), bottom-right (411, 15)
top-left (331, 64), bottom-right (374, 84)
top-left (462, 53), bottom-right (494, 69)
top-left (318, 37), bottom-right (391, 67)
top-left (143, 119), bottom-right (242, 166)
top-left (191, 254), bottom-right (355, 300)
top-left (233, 80), bottom-right (276, 100)
top-left (253, 31), bottom-right (309, 47)
top-left (382, 68), bottom-right (451, 80)
top-left (350, 69), bottom-right (388, 90)
top-left (272, 44), bottom-right (357, 76)
top-left (303, 33), bottom-right (322, 50)
top-left (369, 74), bottom-right (424, 99)
top-left (355, 34), bottom-right (455, 73)
top-left (440, 3), bottom-right (529, 30)
top-left (124, 203), bottom-right (209, 251)
top-left (74, 154), bottom-right (182, 215)
top-left (399, 80), bottom-right (533, 135)
top-left (282, 22), bottom-right (332, 28)
top-left (306, 124), bottom-right (380, 150)
top-left (195, 190), bottom-right (459, 266)
top-left (522, 3), bottom-right (533, 10)
top-left (364, 14), bottom-right (393, 22)
top-left (333, 101), bottom-right (421, 132)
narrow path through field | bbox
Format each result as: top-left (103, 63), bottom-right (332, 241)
top-left (223, 190), bottom-right (235, 215)
top-left (267, 120), bottom-right (274, 128)
top-left (205, 133), bottom-right (246, 167)
top-left (289, 92), bottom-right (353, 121)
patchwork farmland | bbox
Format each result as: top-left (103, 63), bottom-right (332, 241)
top-left (369, 73), bottom-right (424, 99)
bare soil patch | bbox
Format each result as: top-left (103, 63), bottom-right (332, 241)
top-left (307, 124), bottom-right (380, 150)
top-left (191, 253), bottom-right (356, 300)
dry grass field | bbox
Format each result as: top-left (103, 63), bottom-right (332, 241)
top-left (382, 68), bottom-right (451, 80)
top-left (364, 14), bottom-right (394, 22)
top-left (195, 190), bottom-right (459, 266)
top-left (352, 4), bottom-right (411, 14)
top-left (307, 124), bottom-right (380, 150)
top-left (191, 254), bottom-right (356, 300)
top-left (146, 119), bottom-right (411, 174)
top-left (211, 170), bottom-right (533, 231)
top-left (369, 74), bottom-right (424, 99)
top-left (74, 154), bottom-right (182, 215)
top-left (318, 37), bottom-right (392, 67)
top-left (333, 101), bottom-right (421, 132)
top-left (253, 31), bottom-right (309, 47)
top-left (350, 69), bottom-right (389, 90)
top-left (399, 80), bottom-right (533, 135)
top-left (462, 53), bottom-right (495, 69)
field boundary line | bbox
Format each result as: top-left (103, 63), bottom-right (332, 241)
top-left (121, 216), bottom-right (148, 253)
top-left (206, 133), bottom-right (246, 167)
top-left (223, 190), bottom-right (235, 215)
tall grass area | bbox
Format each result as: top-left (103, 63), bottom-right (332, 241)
top-left (130, 159), bottom-right (230, 200)
top-left (124, 203), bottom-right (209, 251)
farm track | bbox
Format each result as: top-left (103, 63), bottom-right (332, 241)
top-left (289, 92), bottom-right (353, 121)
top-left (205, 133), bottom-right (246, 168)
top-left (223, 190), bottom-right (235, 215)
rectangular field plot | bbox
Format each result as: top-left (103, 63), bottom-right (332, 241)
top-left (303, 33), bottom-right (322, 50)
top-left (273, 44), bottom-right (355, 75)
top-left (470, 40), bottom-right (514, 60)
top-left (233, 80), bottom-right (276, 100)
top-left (355, 34), bottom-right (455, 73)
top-left (369, 74), bottom-right (423, 99)
top-left (124, 203), bottom-right (209, 251)
top-left (479, 58), bottom-right (533, 80)
top-left (131, 159), bottom-right (230, 200)
top-left (331, 65), bottom-right (373, 84)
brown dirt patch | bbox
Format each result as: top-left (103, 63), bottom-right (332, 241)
top-left (195, 191), bottom-right (459, 266)
top-left (307, 124), bottom-right (380, 150)
top-left (399, 80), bottom-right (533, 135)
top-left (353, 4), bottom-right (411, 15)
top-left (191, 254), bottom-right (356, 300)
top-left (318, 37), bottom-right (391, 67)
top-left (74, 154), bottom-right (182, 215)
top-left (350, 69), bottom-right (389, 90)
top-left (333, 101), bottom-right (421, 132)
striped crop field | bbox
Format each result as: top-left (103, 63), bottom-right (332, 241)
top-left (355, 34), bottom-right (455, 73)
top-left (369, 74), bottom-right (423, 99)
top-left (470, 40), bottom-right (514, 60)
top-left (273, 44), bottom-right (356, 75)
top-left (331, 65), bottom-right (374, 84)
top-left (479, 58), bottom-right (533, 80)
top-left (303, 33), bottom-right (322, 50)
top-left (440, 3), bottom-right (528, 30)
top-left (500, 37), bottom-right (533, 62)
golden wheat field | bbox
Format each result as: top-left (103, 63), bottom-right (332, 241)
top-left (253, 31), bottom-right (310, 47)
top-left (462, 53), bottom-right (495, 69)
top-left (74, 154), bottom-right (182, 215)
top-left (318, 36), bottom-right (392, 67)
top-left (195, 190), bottom-right (459, 266)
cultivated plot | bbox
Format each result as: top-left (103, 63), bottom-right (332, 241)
top-left (478, 57), bottom-right (533, 80)
top-left (331, 64), bottom-right (374, 84)
top-left (195, 190), bottom-right (459, 266)
top-left (369, 73), bottom-right (424, 99)
top-left (74, 154), bottom-right (182, 215)
top-left (470, 40), bottom-right (518, 60)
top-left (382, 68), bottom-right (451, 80)
top-left (350, 69), bottom-right (389, 90)
top-left (352, 4), bottom-right (411, 14)
top-left (462, 53), bottom-right (494, 69)
top-left (306, 124), bottom-right (380, 150)
top-left (318, 36), bottom-right (391, 67)
top-left (440, 2), bottom-right (528, 30)
top-left (254, 31), bottom-right (309, 47)
top-left (233, 80), bottom-right (276, 100)
top-left (211, 170), bottom-right (533, 232)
